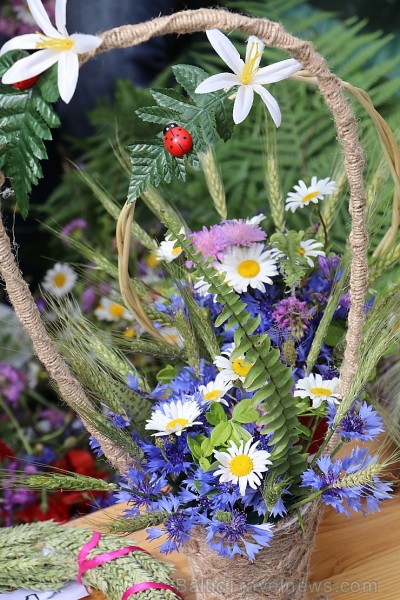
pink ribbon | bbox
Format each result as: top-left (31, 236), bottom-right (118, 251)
top-left (77, 531), bottom-right (150, 582)
top-left (121, 582), bottom-right (185, 599)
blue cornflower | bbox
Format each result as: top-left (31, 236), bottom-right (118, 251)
top-left (89, 436), bottom-right (103, 458)
top-left (140, 435), bottom-right (194, 477)
top-left (301, 448), bottom-right (392, 516)
top-left (327, 401), bottom-right (384, 441)
top-left (147, 513), bottom-right (194, 553)
top-left (205, 509), bottom-right (273, 559)
top-left (115, 469), bottom-right (166, 513)
top-left (108, 411), bottom-right (130, 429)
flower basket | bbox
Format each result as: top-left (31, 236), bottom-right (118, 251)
top-left (0, 5), bottom-right (399, 600)
top-left (184, 502), bottom-right (323, 600)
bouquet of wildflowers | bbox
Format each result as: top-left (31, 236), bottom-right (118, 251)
top-left (0, 3), bottom-right (399, 600)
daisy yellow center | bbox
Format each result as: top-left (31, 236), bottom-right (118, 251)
top-left (310, 386), bottom-right (332, 397)
top-left (166, 417), bottom-right (188, 430)
top-left (109, 303), bottom-right (125, 318)
top-left (232, 358), bottom-right (252, 378)
top-left (36, 36), bottom-right (74, 51)
top-left (53, 273), bottom-right (66, 287)
top-left (204, 390), bottom-right (221, 401)
top-left (241, 41), bottom-right (263, 85)
top-left (144, 252), bottom-right (160, 269)
top-left (297, 246), bottom-right (306, 256)
top-left (237, 259), bottom-right (260, 278)
top-left (301, 191), bottom-right (319, 204)
top-left (123, 328), bottom-right (136, 339)
top-left (172, 246), bottom-right (182, 255)
top-left (229, 455), bottom-right (254, 477)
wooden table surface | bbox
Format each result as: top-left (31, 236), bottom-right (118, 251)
top-left (72, 493), bottom-right (400, 600)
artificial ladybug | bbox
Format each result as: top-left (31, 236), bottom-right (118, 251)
top-left (163, 123), bottom-right (193, 158)
top-left (12, 75), bottom-right (40, 90)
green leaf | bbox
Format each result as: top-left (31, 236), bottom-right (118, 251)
top-left (206, 402), bottom-right (228, 426)
top-left (325, 322), bottom-right (346, 346)
top-left (0, 52), bottom-right (60, 217)
top-left (232, 399), bottom-right (259, 424)
top-left (201, 437), bottom-right (214, 457)
top-left (156, 364), bottom-right (176, 383)
top-left (210, 421), bottom-right (232, 446)
top-left (187, 434), bottom-right (204, 460)
top-left (199, 456), bottom-right (211, 471)
top-left (172, 64), bottom-right (209, 99)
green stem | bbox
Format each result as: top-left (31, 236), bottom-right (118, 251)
top-left (310, 428), bottom-right (335, 467)
top-left (0, 396), bottom-right (33, 455)
top-left (290, 489), bottom-right (324, 510)
top-left (330, 440), bottom-right (344, 458)
top-left (317, 207), bottom-right (328, 249)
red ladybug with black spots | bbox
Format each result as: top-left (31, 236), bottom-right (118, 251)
top-left (163, 123), bottom-right (193, 158)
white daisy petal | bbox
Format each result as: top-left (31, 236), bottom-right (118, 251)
top-left (213, 438), bottom-right (271, 497)
top-left (195, 72), bottom-right (239, 94)
top-left (55, 0), bottom-right (68, 36)
top-left (252, 58), bottom-right (302, 85)
top-left (70, 33), bottom-right (103, 54)
top-left (206, 29), bottom-right (244, 76)
top-left (2, 49), bottom-right (59, 84)
top-left (57, 50), bottom-right (78, 103)
top-left (285, 177), bottom-right (337, 213)
top-left (42, 262), bottom-right (77, 297)
top-left (254, 85), bottom-right (281, 127)
top-left (145, 398), bottom-right (203, 437)
top-left (0, 34), bottom-right (42, 56)
top-left (233, 85), bottom-right (254, 124)
top-left (27, 0), bottom-right (60, 37)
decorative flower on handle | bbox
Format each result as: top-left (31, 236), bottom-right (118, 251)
top-left (195, 29), bottom-right (302, 125)
top-left (0, 0), bottom-right (102, 103)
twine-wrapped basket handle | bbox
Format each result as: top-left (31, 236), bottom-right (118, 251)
top-left (0, 8), bottom-right (369, 471)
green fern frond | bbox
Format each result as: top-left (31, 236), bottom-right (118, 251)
top-left (0, 51), bottom-right (60, 217)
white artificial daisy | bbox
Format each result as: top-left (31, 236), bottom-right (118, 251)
top-left (195, 30), bottom-right (301, 125)
top-left (297, 239), bottom-right (326, 267)
top-left (156, 230), bottom-right (184, 263)
top-left (214, 438), bottom-right (272, 496)
top-left (0, 0), bottom-right (102, 103)
top-left (198, 376), bottom-right (231, 406)
top-left (219, 243), bottom-right (278, 294)
top-left (294, 373), bottom-right (341, 409)
top-left (158, 327), bottom-right (184, 348)
top-left (285, 177), bottom-right (337, 213)
top-left (214, 344), bottom-right (254, 385)
top-left (94, 297), bottom-right (132, 322)
top-left (145, 398), bottom-right (203, 437)
top-left (42, 262), bottom-right (77, 297)
top-left (193, 276), bottom-right (212, 297)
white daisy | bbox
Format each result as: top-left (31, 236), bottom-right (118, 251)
top-left (94, 297), bottom-right (132, 322)
top-left (193, 276), bottom-right (212, 297)
top-left (285, 177), bottom-right (337, 213)
top-left (198, 376), bottom-right (231, 406)
top-left (297, 239), bottom-right (326, 267)
top-left (156, 230), bottom-right (184, 263)
top-left (214, 438), bottom-right (272, 496)
top-left (158, 326), bottom-right (184, 347)
top-left (246, 213), bottom-right (266, 225)
top-left (294, 373), bottom-right (341, 409)
top-left (0, 0), bottom-right (102, 103)
top-left (42, 262), bottom-right (77, 297)
top-left (219, 243), bottom-right (278, 294)
top-left (145, 398), bottom-right (203, 437)
top-left (195, 30), bottom-right (301, 125)
top-left (214, 344), bottom-right (254, 385)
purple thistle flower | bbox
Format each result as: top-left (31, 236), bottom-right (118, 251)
top-left (218, 220), bottom-right (266, 248)
top-left (327, 401), bottom-right (384, 441)
top-left (205, 509), bottom-right (273, 559)
top-left (0, 362), bottom-right (26, 407)
top-left (191, 225), bottom-right (226, 260)
top-left (272, 296), bottom-right (314, 339)
top-left (301, 447), bottom-right (392, 516)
